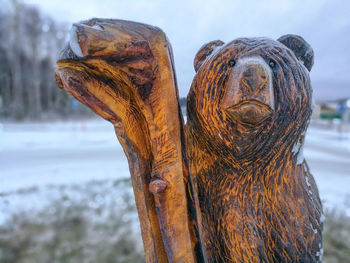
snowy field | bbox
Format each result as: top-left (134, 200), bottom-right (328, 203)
top-left (0, 120), bottom-right (129, 192)
top-left (1, 119), bottom-right (350, 215)
top-left (304, 123), bottom-right (350, 214)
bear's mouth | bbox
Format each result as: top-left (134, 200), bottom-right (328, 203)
top-left (55, 45), bottom-right (85, 93)
top-left (57, 22), bottom-right (90, 64)
top-left (56, 25), bottom-right (91, 94)
top-left (226, 100), bottom-right (272, 126)
top-left (58, 43), bottom-right (82, 62)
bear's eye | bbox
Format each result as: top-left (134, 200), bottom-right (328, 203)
top-left (228, 59), bottom-right (236, 67)
top-left (269, 59), bottom-right (276, 68)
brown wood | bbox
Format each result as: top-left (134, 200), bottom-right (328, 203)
top-left (187, 35), bottom-right (323, 262)
top-left (55, 18), bottom-right (323, 263)
top-left (55, 18), bottom-right (201, 263)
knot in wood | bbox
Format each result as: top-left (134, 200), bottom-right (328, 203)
top-left (149, 179), bottom-right (168, 194)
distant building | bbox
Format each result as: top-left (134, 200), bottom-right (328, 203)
top-left (318, 98), bottom-right (350, 123)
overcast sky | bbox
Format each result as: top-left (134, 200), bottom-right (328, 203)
top-left (22, 0), bottom-right (350, 101)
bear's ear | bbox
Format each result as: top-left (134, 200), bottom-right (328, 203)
top-left (277, 34), bottom-right (314, 71)
top-left (194, 40), bottom-right (225, 72)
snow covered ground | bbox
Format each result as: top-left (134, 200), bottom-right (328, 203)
top-left (1, 119), bottom-right (350, 215)
top-left (304, 124), bottom-right (350, 214)
top-left (0, 120), bottom-right (129, 192)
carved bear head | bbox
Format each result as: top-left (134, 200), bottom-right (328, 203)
top-left (187, 35), bottom-right (314, 162)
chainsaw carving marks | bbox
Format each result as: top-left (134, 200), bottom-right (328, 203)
top-left (56, 18), bottom-right (201, 263)
top-left (55, 18), bottom-right (323, 263)
top-left (186, 36), bottom-right (323, 262)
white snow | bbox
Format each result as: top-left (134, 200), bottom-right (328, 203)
top-left (304, 124), bottom-right (350, 216)
top-left (0, 120), bottom-right (129, 192)
top-left (0, 119), bottom-right (350, 216)
top-left (316, 248), bottom-right (324, 260)
top-left (69, 25), bottom-right (84, 57)
top-left (296, 145), bottom-right (305, 164)
top-left (305, 176), bottom-right (311, 187)
top-left (310, 223), bottom-right (318, 234)
top-left (292, 140), bottom-right (305, 165)
top-left (320, 214), bottom-right (326, 223)
top-left (292, 141), bottom-right (301, 155)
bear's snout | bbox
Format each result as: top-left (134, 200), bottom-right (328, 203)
top-left (241, 64), bottom-right (268, 93)
top-left (223, 57), bottom-right (275, 126)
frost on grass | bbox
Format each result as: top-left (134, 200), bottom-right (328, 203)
top-left (0, 178), bottom-right (144, 263)
top-left (322, 206), bottom-right (350, 263)
top-left (0, 182), bottom-right (350, 263)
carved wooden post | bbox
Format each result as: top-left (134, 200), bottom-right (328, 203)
top-left (56, 18), bottom-right (323, 263)
top-left (55, 19), bottom-right (202, 263)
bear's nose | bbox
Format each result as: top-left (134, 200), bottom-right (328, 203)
top-left (241, 64), bottom-right (268, 93)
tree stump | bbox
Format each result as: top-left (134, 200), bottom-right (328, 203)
top-left (56, 19), bottom-right (323, 263)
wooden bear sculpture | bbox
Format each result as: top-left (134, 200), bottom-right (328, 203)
top-left (55, 18), bottom-right (323, 263)
top-left (187, 37), bottom-right (323, 262)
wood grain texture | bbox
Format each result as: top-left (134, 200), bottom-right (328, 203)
top-left (55, 18), bottom-right (323, 263)
top-left (187, 36), bottom-right (323, 262)
top-left (55, 18), bottom-right (201, 263)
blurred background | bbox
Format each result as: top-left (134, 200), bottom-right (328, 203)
top-left (0, 0), bottom-right (349, 262)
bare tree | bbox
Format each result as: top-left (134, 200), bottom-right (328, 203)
top-left (0, 0), bottom-right (88, 120)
